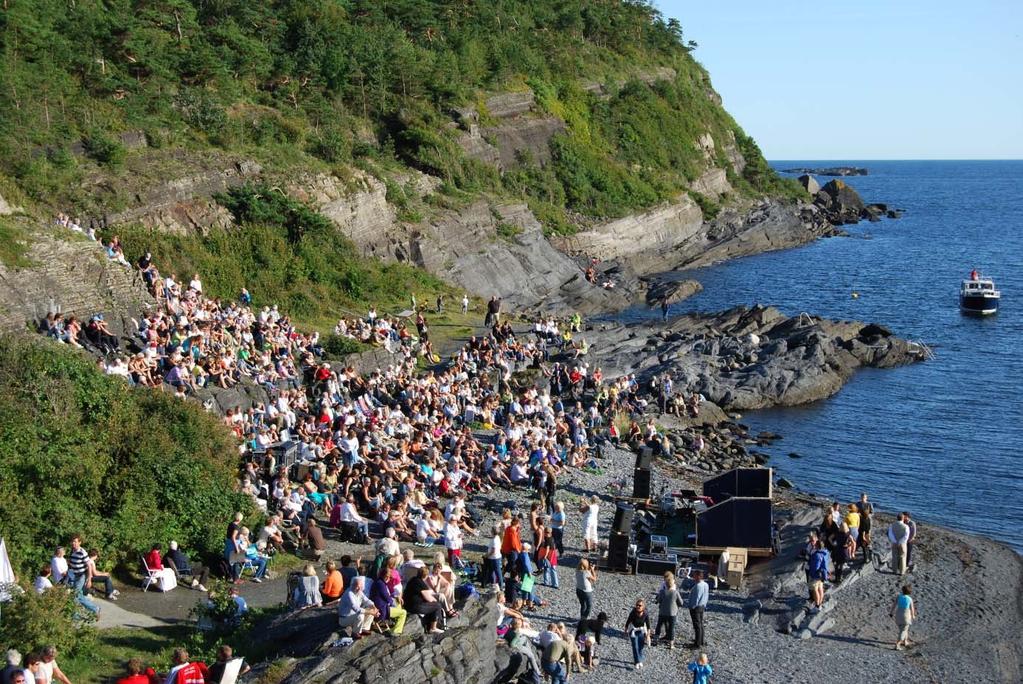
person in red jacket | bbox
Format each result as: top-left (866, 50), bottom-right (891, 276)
top-left (165, 649), bottom-right (209, 684)
top-left (144, 543), bottom-right (164, 572)
top-left (115, 658), bottom-right (159, 684)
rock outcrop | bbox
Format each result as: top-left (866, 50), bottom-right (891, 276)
top-left (581, 305), bottom-right (930, 410)
top-left (269, 593), bottom-right (498, 684)
top-left (410, 201), bottom-right (635, 313)
top-left (645, 278), bottom-right (703, 305)
top-left (814, 179), bottom-right (865, 225)
top-left (797, 174), bottom-right (820, 195)
top-left (0, 192), bottom-right (19, 215)
top-left (0, 227), bottom-right (153, 333)
top-left (454, 90), bottom-right (566, 171)
top-left (782, 166), bottom-right (868, 177)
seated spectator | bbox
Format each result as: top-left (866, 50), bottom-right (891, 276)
top-left (293, 564), bottom-right (323, 609)
top-left (50, 547), bottom-right (68, 585)
top-left (165, 648), bottom-right (209, 684)
top-left (163, 541), bottom-right (209, 592)
top-left (33, 565), bottom-right (53, 594)
top-left (338, 496), bottom-right (370, 540)
top-left (301, 518), bottom-right (326, 560)
top-left (206, 646), bottom-right (249, 684)
top-left (369, 566), bottom-right (407, 636)
top-left (321, 561), bottom-right (344, 603)
top-left (115, 657), bottom-right (158, 684)
top-left (402, 566), bottom-right (444, 634)
top-left (337, 577), bottom-right (378, 637)
top-left (86, 549), bottom-right (119, 600)
top-left (237, 528), bottom-right (268, 583)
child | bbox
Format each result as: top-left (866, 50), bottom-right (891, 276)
top-left (688, 653), bottom-right (712, 684)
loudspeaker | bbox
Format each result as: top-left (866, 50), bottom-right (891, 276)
top-left (702, 467), bottom-right (772, 502)
top-left (696, 497), bottom-right (774, 550)
top-left (635, 446), bottom-right (655, 470)
top-left (633, 468), bottom-right (651, 499)
top-left (635, 553), bottom-right (678, 576)
top-left (608, 533), bottom-right (630, 571)
top-left (612, 503), bottom-right (635, 535)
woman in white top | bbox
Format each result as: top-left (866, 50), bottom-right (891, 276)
top-left (485, 524), bottom-right (504, 587)
top-left (575, 558), bottom-right (598, 621)
top-left (581, 496), bottom-right (600, 552)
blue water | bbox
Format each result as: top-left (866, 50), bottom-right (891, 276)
top-left (626, 161), bottom-right (1023, 551)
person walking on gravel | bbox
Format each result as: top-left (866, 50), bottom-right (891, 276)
top-left (857, 492), bottom-right (874, 563)
top-left (624, 598), bottom-right (652, 669)
top-left (580, 496), bottom-right (600, 553)
top-left (890, 583), bottom-right (917, 650)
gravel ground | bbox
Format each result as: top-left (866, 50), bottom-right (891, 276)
top-left (457, 445), bottom-right (1023, 684)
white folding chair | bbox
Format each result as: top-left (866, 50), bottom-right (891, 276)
top-left (141, 555), bottom-right (161, 592)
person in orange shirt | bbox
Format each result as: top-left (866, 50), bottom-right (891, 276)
top-left (322, 560), bottom-right (344, 603)
top-left (501, 516), bottom-right (523, 567)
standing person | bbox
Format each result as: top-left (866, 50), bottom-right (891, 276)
top-left (832, 523), bottom-right (853, 584)
top-left (461, 294), bottom-right (469, 316)
top-left (686, 570), bottom-right (709, 649)
top-left (844, 504), bottom-right (860, 558)
top-left (807, 540), bottom-right (830, 611)
top-left (485, 524), bottom-right (504, 588)
top-left (624, 599), bottom-right (651, 670)
top-left (904, 512), bottom-right (918, 569)
top-left (687, 653), bottom-right (713, 684)
top-left (550, 502), bottom-right (566, 555)
top-left (65, 536), bottom-right (89, 592)
top-left (661, 299), bottom-right (669, 321)
top-left (655, 571), bottom-right (685, 648)
top-left (501, 516), bottom-right (523, 570)
top-left (575, 558), bottom-right (597, 621)
top-left (537, 535), bottom-right (559, 589)
top-left (580, 496), bottom-right (599, 553)
top-left (890, 584), bottom-right (917, 650)
top-left (858, 493), bottom-right (874, 563)
top-left (888, 513), bottom-right (910, 575)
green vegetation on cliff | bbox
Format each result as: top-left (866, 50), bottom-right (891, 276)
top-left (0, 335), bottom-right (249, 576)
top-left (0, 0), bottom-right (802, 229)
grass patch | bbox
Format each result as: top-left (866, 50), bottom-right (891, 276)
top-left (0, 217), bottom-right (33, 268)
top-left (62, 625), bottom-right (188, 683)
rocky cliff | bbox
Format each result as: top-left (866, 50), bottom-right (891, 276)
top-left (0, 223), bottom-right (152, 333)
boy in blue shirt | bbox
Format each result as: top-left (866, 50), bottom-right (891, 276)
top-left (688, 653), bottom-right (712, 683)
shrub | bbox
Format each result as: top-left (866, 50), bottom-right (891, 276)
top-left (0, 584), bottom-right (96, 657)
top-left (82, 130), bottom-right (125, 168)
top-left (323, 334), bottom-right (364, 358)
top-left (0, 336), bottom-right (251, 576)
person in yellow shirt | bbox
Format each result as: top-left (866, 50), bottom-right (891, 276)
top-left (844, 504), bottom-right (861, 559)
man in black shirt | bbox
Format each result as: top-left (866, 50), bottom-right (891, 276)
top-left (164, 541), bottom-right (210, 592)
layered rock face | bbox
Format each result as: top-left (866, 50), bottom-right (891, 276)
top-left (454, 90), bottom-right (566, 171)
top-left (581, 305), bottom-right (929, 410)
top-left (410, 201), bottom-right (634, 313)
top-left (0, 230), bottom-right (153, 333)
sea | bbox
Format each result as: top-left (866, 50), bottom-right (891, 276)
top-left (622, 160), bottom-right (1023, 552)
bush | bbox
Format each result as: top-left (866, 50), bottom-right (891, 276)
top-left (0, 336), bottom-right (251, 576)
top-left (82, 130), bottom-right (125, 168)
top-left (0, 584), bottom-right (96, 657)
top-left (323, 334), bottom-right (364, 358)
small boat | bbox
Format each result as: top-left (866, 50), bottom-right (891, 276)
top-left (960, 271), bottom-right (1000, 315)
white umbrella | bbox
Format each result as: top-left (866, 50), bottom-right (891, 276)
top-left (0, 537), bottom-right (15, 603)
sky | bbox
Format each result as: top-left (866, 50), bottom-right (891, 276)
top-left (657, 1), bottom-right (1023, 159)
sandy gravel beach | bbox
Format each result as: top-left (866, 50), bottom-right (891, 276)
top-left (465, 444), bottom-right (1023, 684)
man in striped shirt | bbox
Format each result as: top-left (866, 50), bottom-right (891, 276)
top-left (66, 535), bottom-right (90, 591)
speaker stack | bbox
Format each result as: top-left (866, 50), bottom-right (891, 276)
top-left (607, 502), bottom-right (634, 571)
top-left (633, 446), bottom-right (653, 500)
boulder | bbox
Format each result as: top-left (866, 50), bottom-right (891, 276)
top-left (797, 174), bottom-right (820, 195)
top-left (815, 179), bottom-right (865, 225)
top-left (645, 278), bottom-right (703, 306)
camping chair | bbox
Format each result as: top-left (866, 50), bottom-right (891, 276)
top-left (141, 555), bottom-right (175, 592)
top-left (214, 658), bottom-right (245, 684)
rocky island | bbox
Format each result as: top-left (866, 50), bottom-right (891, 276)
top-left (781, 166), bottom-right (870, 176)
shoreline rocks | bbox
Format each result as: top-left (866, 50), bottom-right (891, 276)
top-left (581, 304), bottom-right (929, 411)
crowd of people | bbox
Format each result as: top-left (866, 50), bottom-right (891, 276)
top-left (37, 224), bottom-right (922, 683)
